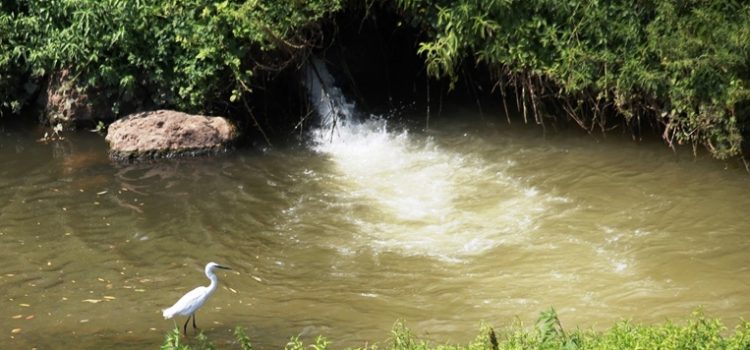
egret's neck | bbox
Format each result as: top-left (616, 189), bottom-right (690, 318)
top-left (206, 270), bottom-right (219, 293)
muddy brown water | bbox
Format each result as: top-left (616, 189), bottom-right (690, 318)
top-left (1, 114), bottom-right (749, 349)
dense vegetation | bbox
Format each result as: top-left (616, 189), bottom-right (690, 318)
top-left (399, 0), bottom-right (750, 159)
top-left (162, 310), bottom-right (750, 350)
top-left (2, 1), bottom-right (750, 159)
top-left (0, 0), bottom-right (341, 125)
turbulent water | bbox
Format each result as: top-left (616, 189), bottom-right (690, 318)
top-left (1, 65), bottom-right (749, 349)
top-left (305, 59), bottom-right (559, 262)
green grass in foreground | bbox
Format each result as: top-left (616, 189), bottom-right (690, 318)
top-left (162, 309), bottom-right (750, 350)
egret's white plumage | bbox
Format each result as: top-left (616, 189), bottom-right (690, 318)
top-left (163, 262), bottom-right (231, 335)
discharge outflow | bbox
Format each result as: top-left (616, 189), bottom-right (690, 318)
top-left (303, 58), bottom-right (560, 262)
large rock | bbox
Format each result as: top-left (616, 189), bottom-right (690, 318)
top-left (40, 69), bottom-right (113, 127)
top-left (105, 110), bottom-right (238, 161)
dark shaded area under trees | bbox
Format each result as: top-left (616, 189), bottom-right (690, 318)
top-left (1, 0), bottom-right (749, 160)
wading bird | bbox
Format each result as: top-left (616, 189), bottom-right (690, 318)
top-left (163, 262), bottom-right (232, 335)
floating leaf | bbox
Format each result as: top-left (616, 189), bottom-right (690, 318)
top-left (82, 299), bottom-right (102, 304)
top-left (11, 328), bottom-right (21, 334)
top-left (11, 315), bottom-right (22, 319)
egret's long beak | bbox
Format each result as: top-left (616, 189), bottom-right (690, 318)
top-left (216, 265), bottom-right (232, 270)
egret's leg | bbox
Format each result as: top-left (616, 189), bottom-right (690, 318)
top-left (192, 313), bottom-right (198, 330)
top-left (183, 315), bottom-right (191, 336)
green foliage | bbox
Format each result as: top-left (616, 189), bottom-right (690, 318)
top-left (0, 0), bottom-right (342, 116)
top-left (92, 120), bottom-right (106, 134)
top-left (285, 336), bottom-right (305, 350)
top-left (160, 311), bottom-right (750, 350)
top-left (3, 0), bottom-right (750, 159)
top-left (400, 0), bottom-right (750, 159)
top-left (234, 326), bottom-right (253, 350)
top-left (162, 326), bottom-right (190, 350)
top-left (0, 1), bottom-right (41, 116)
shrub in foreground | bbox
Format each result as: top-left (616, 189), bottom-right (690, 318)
top-left (161, 310), bottom-right (750, 350)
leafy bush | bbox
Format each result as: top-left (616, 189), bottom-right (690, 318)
top-left (3, 0), bottom-right (750, 160)
top-left (398, 0), bottom-right (750, 159)
top-left (0, 1), bottom-right (40, 116)
top-left (0, 0), bottom-right (341, 117)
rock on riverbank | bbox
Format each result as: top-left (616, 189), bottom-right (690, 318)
top-left (105, 110), bottom-right (237, 161)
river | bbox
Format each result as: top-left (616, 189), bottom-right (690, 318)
top-left (1, 108), bottom-right (749, 349)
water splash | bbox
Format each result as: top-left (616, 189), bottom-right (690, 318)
top-left (304, 58), bottom-right (356, 133)
top-left (304, 58), bottom-right (557, 261)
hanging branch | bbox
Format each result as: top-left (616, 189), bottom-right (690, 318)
top-left (426, 73), bottom-right (431, 129)
top-left (490, 68), bottom-right (511, 125)
top-left (293, 109), bottom-right (315, 132)
top-left (462, 64), bottom-right (484, 121)
top-left (306, 57), bottom-right (343, 140)
top-left (521, 83), bottom-right (528, 124)
top-left (563, 98), bottom-right (588, 131)
top-left (437, 80), bottom-right (444, 120)
top-left (241, 95), bottom-right (272, 147)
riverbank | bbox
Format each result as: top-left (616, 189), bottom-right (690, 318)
top-left (2, 1), bottom-right (749, 160)
top-left (163, 310), bottom-right (750, 350)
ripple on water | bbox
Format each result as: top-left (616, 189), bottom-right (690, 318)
top-left (2, 116), bottom-right (750, 349)
top-left (308, 118), bottom-right (572, 262)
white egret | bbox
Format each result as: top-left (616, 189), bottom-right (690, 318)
top-left (162, 262), bottom-right (231, 335)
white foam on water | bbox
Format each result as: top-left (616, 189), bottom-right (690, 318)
top-left (304, 58), bottom-right (561, 261)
